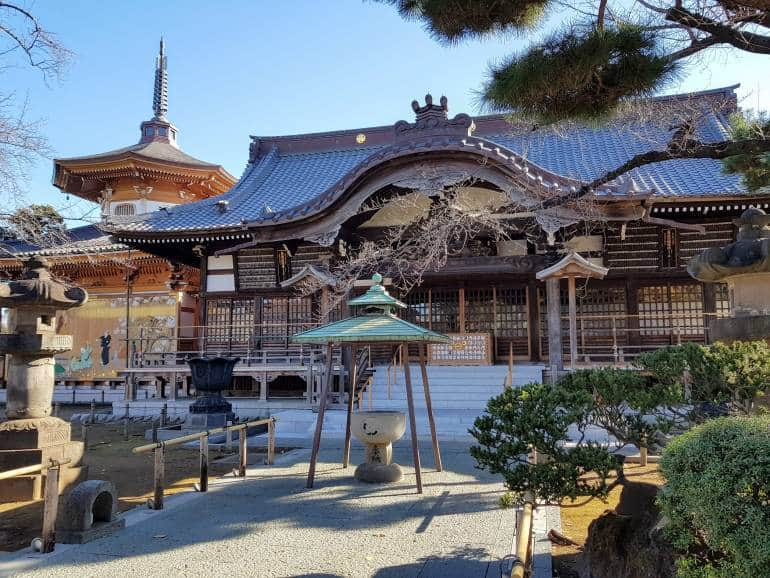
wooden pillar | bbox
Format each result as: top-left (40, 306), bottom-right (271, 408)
top-left (198, 436), bottom-right (208, 492)
top-left (41, 465), bottom-right (60, 553)
top-left (527, 281), bottom-right (540, 362)
top-left (343, 345), bottom-right (357, 468)
top-left (419, 343), bottom-right (442, 472)
top-left (307, 342), bottom-right (334, 488)
top-left (402, 343), bottom-right (422, 494)
top-left (238, 428), bottom-right (247, 477)
top-left (153, 446), bottom-right (165, 509)
top-left (568, 276), bottom-right (578, 370)
top-left (625, 279), bottom-right (641, 353)
top-left (546, 277), bottom-right (563, 378)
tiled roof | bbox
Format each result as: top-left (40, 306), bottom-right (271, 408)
top-left (114, 85), bottom-right (746, 236)
top-left (57, 140), bottom-right (220, 169)
top-left (0, 224), bottom-right (125, 258)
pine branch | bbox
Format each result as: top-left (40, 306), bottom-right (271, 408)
top-left (665, 6), bottom-right (770, 54)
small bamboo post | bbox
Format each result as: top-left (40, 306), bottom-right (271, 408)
top-left (41, 464), bottom-right (60, 554)
top-left (198, 435), bottom-right (208, 492)
top-left (151, 419), bottom-right (159, 443)
top-left (238, 428), bottom-right (247, 476)
top-left (639, 434), bottom-right (648, 467)
top-left (123, 403), bottom-right (130, 440)
top-left (71, 388), bottom-right (76, 404)
top-left (81, 422), bottom-right (88, 449)
top-left (153, 446), bottom-right (165, 510)
top-left (267, 418), bottom-right (275, 465)
top-left (90, 400), bottom-right (96, 423)
top-left (160, 403), bottom-right (167, 428)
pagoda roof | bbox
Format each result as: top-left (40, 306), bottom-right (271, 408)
top-left (111, 85), bottom-right (746, 240)
top-left (56, 140), bottom-right (222, 170)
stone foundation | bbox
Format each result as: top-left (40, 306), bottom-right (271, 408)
top-left (710, 314), bottom-right (770, 344)
top-left (0, 417), bottom-right (88, 502)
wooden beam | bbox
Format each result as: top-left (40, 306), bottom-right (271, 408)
top-left (419, 343), bottom-right (442, 472)
top-left (402, 344), bottom-right (423, 494)
top-left (153, 447), bottom-right (165, 509)
top-left (546, 277), bottom-right (563, 379)
top-left (343, 345), bottom-right (357, 469)
top-left (41, 465), bottom-right (60, 554)
top-left (568, 276), bottom-right (578, 370)
top-left (307, 342), bottom-right (334, 488)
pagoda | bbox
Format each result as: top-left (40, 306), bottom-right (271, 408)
top-left (0, 40), bottom-right (235, 391)
top-left (53, 38), bottom-right (234, 218)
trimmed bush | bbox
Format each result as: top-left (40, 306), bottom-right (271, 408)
top-left (659, 416), bottom-right (770, 578)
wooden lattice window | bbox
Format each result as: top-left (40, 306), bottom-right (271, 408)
top-left (404, 289), bottom-right (431, 328)
top-left (288, 296), bottom-right (313, 336)
top-left (715, 283), bottom-right (730, 315)
top-left (464, 288), bottom-right (495, 333)
top-left (429, 289), bottom-right (460, 334)
top-left (260, 296), bottom-right (288, 347)
top-left (638, 284), bottom-right (704, 338)
top-left (495, 287), bottom-right (528, 337)
top-left (205, 298), bottom-right (232, 344)
top-left (230, 299), bottom-right (255, 346)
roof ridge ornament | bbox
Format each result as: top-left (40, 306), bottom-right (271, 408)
top-left (153, 37), bottom-right (169, 121)
top-left (394, 94), bottom-right (475, 142)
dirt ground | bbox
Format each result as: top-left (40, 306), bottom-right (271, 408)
top-left (0, 406), bottom-right (279, 552)
top-left (552, 463), bottom-right (665, 578)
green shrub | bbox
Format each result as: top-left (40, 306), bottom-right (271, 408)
top-left (659, 416), bottom-right (770, 578)
top-left (470, 381), bottom-right (618, 503)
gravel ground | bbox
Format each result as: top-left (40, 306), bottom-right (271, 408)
top-left (1, 442), bottom-right (518, 578)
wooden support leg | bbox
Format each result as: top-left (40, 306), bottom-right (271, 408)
top-left (419, 344), bottom-right (442, 472)
top-left (153, 446), bottom-right (165, 509)
top-left (199, 436), bottom-right (208, 492)
top-left (307, 343), bottom-right (334, 488)
top-left (238, 428), bottom-right (247, 476)
top-left (267, 419), bottom-right (275, 465)
top-left (343, 345), bottom-right (357, 468)
top-left (41, 465), bottom-right (60, 553)
top-left (402, 344), bottom-right (422, 494)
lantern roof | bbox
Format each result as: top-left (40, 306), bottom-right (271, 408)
top-left (291, 274), bottom-right (448, 344)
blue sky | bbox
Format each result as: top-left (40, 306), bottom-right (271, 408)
top-left (5, 0), bottom-right (770, 224)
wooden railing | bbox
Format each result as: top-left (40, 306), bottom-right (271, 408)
top-left (0, 458), bottom-right (71, 553)
top-left (549, 312), bottom-right (730, 364)
top-left (132, 417), bottom-right (276, 510)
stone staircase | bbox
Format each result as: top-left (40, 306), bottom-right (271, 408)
top-left (366, 364), bottom-right (543, 411)
top-left (271, 364), bottom-right (544, 444)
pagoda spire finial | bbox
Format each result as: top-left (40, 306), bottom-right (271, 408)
top-left (153, 37), bottom-right (168, 120)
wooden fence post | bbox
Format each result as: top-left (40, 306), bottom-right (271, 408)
top-left (153, 446), bottom-right (165, 510)
top-left (267, 419), bottom-right (275, 466)
top-left (198, 435), bottom-right (208, 492)
top-left (41, 464), bottom-right (60, 553)
top-left (90, 400), bottom-right (96, 423)
top-left (123, 403), bottom-right (130, 441)
top-left (81, 423), bottom-right (88, 449)
top-left (225, 421), bottom-right (233, 452)
top-left (53, 402), bottom-right (60, 417)
top-left (238, 428), bottom-right (247, 477)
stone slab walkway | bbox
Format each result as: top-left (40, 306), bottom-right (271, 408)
top-left (2, 442), bottom-right (520, 578)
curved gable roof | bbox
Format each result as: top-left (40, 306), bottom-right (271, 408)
top-left (112, 85), bottom-right (745, 238)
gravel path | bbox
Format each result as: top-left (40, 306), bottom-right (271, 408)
top-left (2, 442), bottom-right (517, 578)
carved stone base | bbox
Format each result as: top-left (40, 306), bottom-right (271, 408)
top-left (0, 417), bottom-right (71, 450)
top-left (183, 412), bottom-right (231, 431)
top-left (0, 418), bottom-right (87, 502)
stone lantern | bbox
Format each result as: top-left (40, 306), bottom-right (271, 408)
top-left (688, 208), bottom-right (770, 342)
top-left (0, 257), bottom-right (89, 501)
